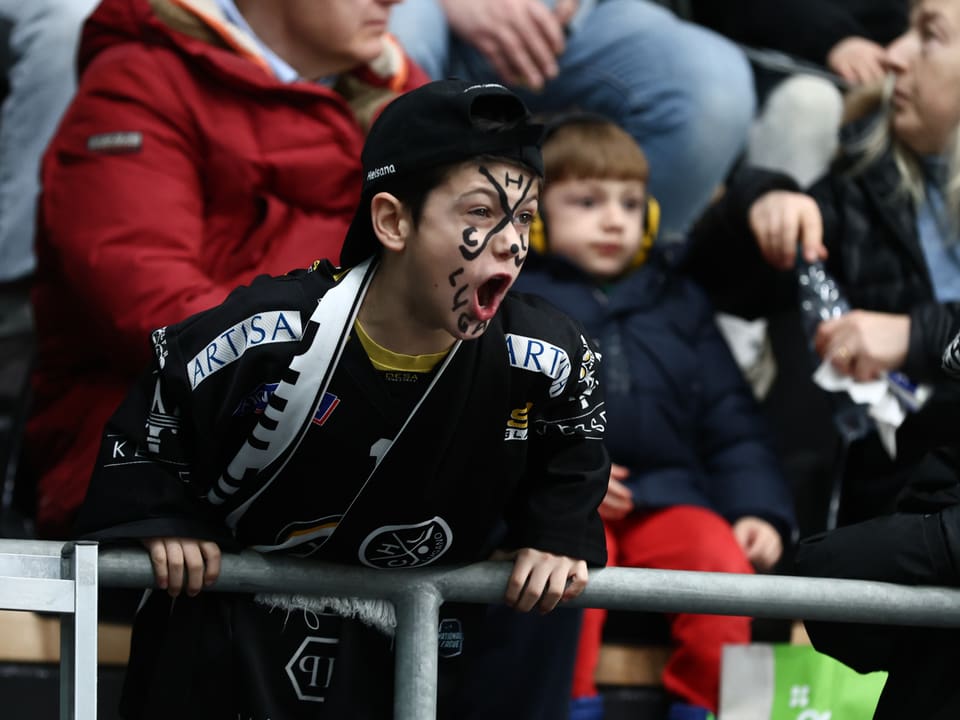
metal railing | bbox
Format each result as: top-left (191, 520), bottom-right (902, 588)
top-left (0, 539), bottom-right (98, 720)
top-left (5, 540), bottom-right (960, 719)
top-left (96, 547), bottom-right (960, 720)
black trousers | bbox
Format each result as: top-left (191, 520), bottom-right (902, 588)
top-left (794, 508), bottom-right (960, 719)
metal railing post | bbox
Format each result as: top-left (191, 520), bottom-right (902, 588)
top-left (392, 583), bottom-right (442, 720)
top-left (59, 541), bottom-right (98, 720)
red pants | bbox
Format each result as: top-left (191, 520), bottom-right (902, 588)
top-left (571, 505), bottom-right (754, 712)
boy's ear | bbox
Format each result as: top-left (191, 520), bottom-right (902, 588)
top-left (370, 192), bottom-right (411, 253)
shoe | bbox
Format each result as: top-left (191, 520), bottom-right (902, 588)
top-left (667, 701), bottom-right (715, 720)
top-left (569, 694), bottom-right (604, 720)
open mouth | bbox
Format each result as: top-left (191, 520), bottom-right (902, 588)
top-left (471, 274), bottom-right (512, 323)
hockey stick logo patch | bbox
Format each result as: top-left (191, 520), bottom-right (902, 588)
top-left (359, 517), bottom-right (452, 568)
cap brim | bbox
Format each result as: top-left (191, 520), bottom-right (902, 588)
top-left (339, 196), bottom-right (377, 268)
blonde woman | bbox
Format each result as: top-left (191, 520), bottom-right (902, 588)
top-left (693, 2), bottom-right (960, 716)
top-left (687, 0), bottom-right (960, 528)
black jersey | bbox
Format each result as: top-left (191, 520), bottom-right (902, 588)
top-left (76, 258), bottom-right (608, 719)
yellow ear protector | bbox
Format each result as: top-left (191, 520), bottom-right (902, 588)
top-left (530, 109), bottom-right (660, 268)
top-left (528, 195), bottom-right (660, 268)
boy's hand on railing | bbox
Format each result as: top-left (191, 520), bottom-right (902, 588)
top-left (496, 548), bottom-right (588, 614)
top-left (142, 537), bottom-right (221, 598)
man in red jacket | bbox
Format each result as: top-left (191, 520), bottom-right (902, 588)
top-left (26, 0), bottom-right (427, 538)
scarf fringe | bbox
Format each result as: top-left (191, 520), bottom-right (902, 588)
top-left (255, 593), bottom-right (397, 636)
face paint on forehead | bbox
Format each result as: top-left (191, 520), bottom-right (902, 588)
top-left (458, 165), bottom-right (536, 262)
top-left (503, 170), bottom-right (526, 189)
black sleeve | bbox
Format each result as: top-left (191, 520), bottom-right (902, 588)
top-left (505, 327), bottom-right (609, 567)
top-left (691, 0), bottom-right (876, 66)
top-left (73, 362), bottom-right (232, 545)
top-left (680, 165), bottom-right (801, 319)
top-left (794, 509), bottom-right (959, 673)
top-left (906, 301), bottom-right (960, 381)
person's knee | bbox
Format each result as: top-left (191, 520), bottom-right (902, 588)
top-left (748, 75), bottom-right (843, 185)
top-left (593, 2), bottom-right (756, 136)
top-left (657, 22), bottom-right (756, 142)
top-left (750, 77), bottom-right (842, 154)
top-left (543, 1), bottom-right (756, 232)
top-left (659, 506), bottom-right (754, 573)
top-left (760, 75), bottom-right (844, 129)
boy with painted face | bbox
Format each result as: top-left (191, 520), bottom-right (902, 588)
top-left (74, 80), bottom-right (609, 719)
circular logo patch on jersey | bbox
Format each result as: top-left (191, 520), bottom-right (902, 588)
top-left (358, 517), bottom-right (453, 569)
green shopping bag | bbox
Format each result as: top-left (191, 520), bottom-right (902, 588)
top-left (719, 643), bottom-right (887, 719)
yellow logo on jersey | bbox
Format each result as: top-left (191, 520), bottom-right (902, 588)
top-left (507, 403), bottom-right (532, 429)
top-left (505, 402), bottom-right (533, 440)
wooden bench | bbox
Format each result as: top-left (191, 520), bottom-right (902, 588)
top-left (0, 610), bottom-right (131, 665)
top-left (594, 618), bottom-right (810, 688)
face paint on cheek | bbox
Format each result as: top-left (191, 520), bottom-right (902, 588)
top-left (457, 314), bottom-right (488, 336)
top-left (460, 221), bottom-right (507, 261)
top-left (448, 266), bottom-right (488, 336)
top-left (461, 227), bottom-right (480, 257)
top-left (452, 285), bottom-right (470, 311)
top-left (448, 267), bottom-right (469, 312)
top-left (513, 231), bottom-right (528, 268)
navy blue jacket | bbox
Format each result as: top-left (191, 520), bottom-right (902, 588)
top-left (514, 252), bottom-right (796, 542)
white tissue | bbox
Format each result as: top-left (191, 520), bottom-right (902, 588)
top-left (811, 362), bottom-right (929, 458)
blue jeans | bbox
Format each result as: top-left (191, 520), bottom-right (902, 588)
top-left (0, 0), bottom-right (98, 282)
top-left (390, 0), bottom-right (756, 237)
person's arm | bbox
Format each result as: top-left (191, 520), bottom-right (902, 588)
top-left (73, 341), bottom-right (229, 595)
top-left (681, 166), bottom-right (803, 319)
top-left (39, 48), bottom-right (345, 365)
top-left (499, 314), bottom-right (610, 611)
top-left (694, 0), bottom-right (875, 68)
top-left (73, 361), bottom-right (221, 542)
top-left (806, 167), bottom-right (960, 382)
top-left (906, 301), bottom-right (960, 380)
top-left (814, 309), bottom-right (911, 381)
top-left (74, 275), bottom-right (312, 590)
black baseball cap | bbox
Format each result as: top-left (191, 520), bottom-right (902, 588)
top-left (340, 79), bottom-right (545, 268)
